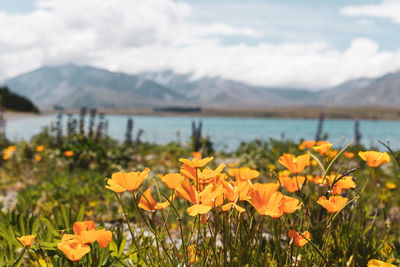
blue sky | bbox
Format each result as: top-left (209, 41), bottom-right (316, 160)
top-left (1, 0), bottom-right (400, 89)
top-left (186, 0), bottom-right (400, 50)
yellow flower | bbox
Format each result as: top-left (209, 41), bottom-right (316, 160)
top-left (2, 145), bottom-right (16, 160)
top-left (385, 182), bottom-right (397, 190)
top-left (268, 164), bottom-right (276, 170)
top-left (367, 259), bottom-right (396, 267)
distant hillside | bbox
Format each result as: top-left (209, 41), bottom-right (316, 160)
top-left (139, 70), bottom-right (316, 107)
top-left (4, 64), bottom-right (189, 109)
top-left (0, 86), bottom-right (39, 113)
top-left (3, 64), bottom-right (400, 109)
top-left (317, 71), bottom-right (400, 106)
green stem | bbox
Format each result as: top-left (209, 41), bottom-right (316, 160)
top-left (133, 190), bottom-right (173, 263)
top-left (115, 193), bottom-right (138, 249)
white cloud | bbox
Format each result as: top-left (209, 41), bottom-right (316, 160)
top-left (341, 0), bottom-right (400, 24)
top-left (95, 38), bottom-right (400, 89)
top-left (1, 0), bottom-right (400, 89)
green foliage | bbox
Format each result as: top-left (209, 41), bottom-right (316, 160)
top-left (0, 86), bottom-right (39, 113)
top-left (0, 124), bottom-right (400, 265)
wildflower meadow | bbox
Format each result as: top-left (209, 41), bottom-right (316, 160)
top-left (0, 115), bottom-right (399, 266)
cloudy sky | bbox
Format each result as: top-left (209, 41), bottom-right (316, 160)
top-left (1, 0), bottom-right (400, 89)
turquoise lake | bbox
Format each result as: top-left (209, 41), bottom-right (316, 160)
top-left (6, 114), bottom-right (400, 151)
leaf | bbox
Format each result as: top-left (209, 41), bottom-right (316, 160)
top-left (74, 205), bottom-right (85, 222)
top-left (31, 218), bottom-right (41, 234)
top-left (39, 218), bottom-right (61, 238)
top-left (60, 206), bottom-right (70, 229)
top-left (11, 249), bottom-right (25, 267)
top-left (118, 235), bottom-right (127, 257)
top-left (17, 214), bottom-right (25, 236)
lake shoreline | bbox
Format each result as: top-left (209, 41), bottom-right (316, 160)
top-left (5, 106), bottom-right (400, 121)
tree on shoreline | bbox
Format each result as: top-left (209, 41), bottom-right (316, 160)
top-left (0, 86), bottom-right (39, 113)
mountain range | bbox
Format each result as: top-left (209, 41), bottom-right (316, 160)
top-left (2, 64), bottom-right (400, 109)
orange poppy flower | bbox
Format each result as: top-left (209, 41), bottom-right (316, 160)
top-left (281, 195), bottom-right (302, 214)
top-left (197, 164), bottom-right (226, 184)
top-left (179, 157), bottom-right (213, 168)
top-left (95, 229), bottom-right (113, 248)
top-left (344, 152), bottom-right (355, 158)
top-left (196, 184), bottom-right (224, 206)
top-left (64, 150), bottom-right (74, 157)
top-left (288, 230), bottom-right (311, 247)
top-left (331, 176), bottom-right (356, 195)
top-left (2, 145), bottom-right (16, 160)
top-left (328, 149), bottom-right (339, 159)
top-left (187, 245), bottom-right (199, 264)
top-left (317, 195), bottom-right (348, 213)
top-left (278, 154), bottom-right (310, 174)
top-left (17, 234), bottom-right (36, 247)
top-left (73, 221), bottom-right (97, 245)
top-left (105, 168), bottom-right (149, 192)
top-left (228, 167), bottom-right (259, 181)
top-left (367, 259), bottom-right (396, 267)
top-left (138, 188), bottom-right (174, 212)
top-left (192, 151), bottom-right (202, 159)
top-left (279, 176), bottom-right (306, 193)
top-left (58, 221), bottom-right (111, 261)
top-left (316, 141), bottom-right (330, 145)
top-left (159, 173), bottom-right (185, 190)
top-left (105, 178), bottom-right (127, 193)
top-left (299, 140), bottom-right (316, 150)
top-left (73, 221), bottom-right (96, 235)
top-left (176, 180), bottom-right (224, 216)
top-left (311, 176), bottom-right (325, 185)
top-left (222, 180), bottom-right (251, 202)
top-left (36, 145), bottom-right (45, 152)
top-left (180, 164), bottom-right (225, 185)
top-left (35, 155), bottom-right (42, 162)
top-left (175, 179), bottom-right (197, 204)
top-left (187, 204), bottom-right (212, 216)
top-left (72, 221), bottom-right (112, 248)
top-left (313, 143), bottom-right (333, 155)
top-left (58, 236), bottom-right (90, 262)
top-left (227, 162), bottom-right (238, 168)
top-left (180, 164), bottom-right (197, 181)
top-left (358, 151), bottom-right (390, 168)
top-left (221, 202), bottom-right (245, 213)
top-left (249, 183), bottom-right (300, 218)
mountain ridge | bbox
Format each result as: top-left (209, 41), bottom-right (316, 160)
top-left (2, 64), bottom-right (400, 109)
